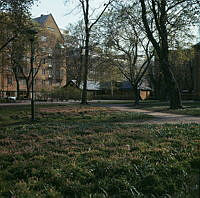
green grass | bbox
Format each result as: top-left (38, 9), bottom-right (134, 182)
top-left (0, 105), bottom-right (31, 126)
top-left (0, 104), bottom-right (199, 197)
top-left (0, 104), bottom-right (151, 127)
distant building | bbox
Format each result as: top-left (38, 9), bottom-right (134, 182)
top-left (0, 14), bottom-right (66, 99)
top-left (64, 80), bottom-right (151, 100)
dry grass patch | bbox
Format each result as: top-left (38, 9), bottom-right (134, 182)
top-left (39, 105), bottom-right (111, 114)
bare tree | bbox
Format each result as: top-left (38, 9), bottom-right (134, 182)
top-left (65, 0), bottom-right (113, 104)
top-left (138, 0), bottom-right (200, 109)
top-left (64, 22), bottom-right (85, 86)
top-left (100, 3), bottom-right (154, 104)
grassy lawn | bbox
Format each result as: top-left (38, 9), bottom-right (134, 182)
top-left (0, 104), bottom-right (199, 197)
top-left (127, 100), bottom-right (200, 116)
top-left (0, 104), bottom-right (151, 127)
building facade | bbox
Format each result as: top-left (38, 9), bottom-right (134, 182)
top-left (0, 14), bottom-right (66, 99)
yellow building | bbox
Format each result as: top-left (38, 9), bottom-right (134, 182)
top-left (0, 14), bottom-right (66, 99)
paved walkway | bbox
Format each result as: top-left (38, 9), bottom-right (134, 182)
top-left (104, 104), bottom-right (200, 124)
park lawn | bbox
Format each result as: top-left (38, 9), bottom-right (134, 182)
top-left (0, 104), bottom-right (199, 197)
top-left (0, 105), bottom-right (31, 126)
top-left (0, 103), bottom-right (151, 127)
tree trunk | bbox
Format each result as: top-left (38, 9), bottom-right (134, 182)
top-left (13, 70), bottom-right (20, 99)
top-left (134, 86), bottom-right (140, 105)
top-left (139, 0), bottom-right (182, 109)
top-left (16, 79), bottom-right (20, 99)
top-left (81, 16), bottom-right (89, 104)
top-left (160, 58), bottom-right (182, 109)
top-left (25, 80), bottom-right (30, 99)
top-left (111, 81), bottom-right (114, 96)
top-left (81, 36), bottom-right (89, 104)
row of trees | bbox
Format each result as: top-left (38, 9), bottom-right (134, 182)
top-left (1, 0), bottom-right (200, 109)
top-left (64, 0), bottom-right (200, 109)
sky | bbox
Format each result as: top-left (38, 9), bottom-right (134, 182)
top-left (31, 0), bottom-right (200, 43)
top-left (31, 0), bottom-right (78, 29)
top-left (31, 0), bottom-right (107, 30)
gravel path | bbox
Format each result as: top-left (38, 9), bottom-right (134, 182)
top-left (105, 104), bottom-right (200, 124)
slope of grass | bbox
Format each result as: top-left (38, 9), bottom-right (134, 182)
top-left (0, 104), bottom-right (199, 197)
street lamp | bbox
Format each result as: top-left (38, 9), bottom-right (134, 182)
top-left (26, 29), bottom-right (38, 121)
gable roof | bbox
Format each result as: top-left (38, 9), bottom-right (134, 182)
top-left (64, 80), bottom-right (101, 91)
top-left (120, 81), bottom-right (152, 91)
top-left (79, 81), bottom-right (101, 91)
top-left (33, 14), bottom-right (49, 25)
top-left (33, 14), bottom-right (64, 41)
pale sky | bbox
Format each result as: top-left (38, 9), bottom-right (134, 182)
top-left (31, 0), bottom-right (77, 29)
top-left (31, 0), bottom-right (200, 43)
top-left (31, 0), bottom-right (108, 30)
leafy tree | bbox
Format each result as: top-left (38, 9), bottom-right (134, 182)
top-left (138, 0), bottom-right (200, 109)
top-left (0, 0), bottom-right (36, 51)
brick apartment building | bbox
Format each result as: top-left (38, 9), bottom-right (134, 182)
top-left (0, 14), bottom-right (66, 99)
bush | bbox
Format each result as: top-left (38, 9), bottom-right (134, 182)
top-left (51, 87), bottom-right (82, 101)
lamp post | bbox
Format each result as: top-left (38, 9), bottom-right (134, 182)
top-left (27, 29), bottom-right (37, 121)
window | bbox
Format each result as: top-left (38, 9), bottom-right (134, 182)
top-left (42, 69), bottom-right (46, 75)
top-left (16, 66), bottom-right (21, 73)
top-left (41, 47), bottom-right (46, 53)
top-left (40, 36), bottom-right (47, 42)
top-left (33, 68), bottom-right (37, 75)
top-left (56, 70), bottom-right (60, 75)
top-left (60, 69), bottom-right (64, 78)
top-left (7, 76), bottom-right (12, 85)
top-left (23, 66), bottom-right (29, 74)
top-left (48, 58), bottom-right (52, 65)
top-left (42, 58), bottom-right (46, 64)
top-left (19, 79), bottom-right (26, 85)
top-left (49, 70), bottom-right (53, 75)
top-left (47, 27), bottom-right (55, 32)
top-left (48, 80), bottom-right (52, 86)
top-left (42, 80), bottom-right (45, 86)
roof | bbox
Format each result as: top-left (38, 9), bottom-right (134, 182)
top-left (79, 81), bottom-right (101, 91)
top-left (33, 14), bottom-right (49, 25)
top-left (120, 81), bottom-right (133, 89)
top-left (194, 42), bottom-right (200, 47)
top-left (65, 80), bottom-right (151, 91)
top-left (64, 80), bottom-right (101, 91)
top-left (33, 13), bottom-right (64, 41)
top-left (120, 81), bottom-right (152, 91)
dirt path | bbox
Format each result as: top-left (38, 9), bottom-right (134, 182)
top-left (103, 103), bottom-right (200, 124)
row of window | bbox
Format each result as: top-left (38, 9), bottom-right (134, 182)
top-left (7, 78), bottom-right (54, 86)
top-left (42, 69), bottom-right (53, 75)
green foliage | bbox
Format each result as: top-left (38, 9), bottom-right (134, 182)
top-left (38, 87), bottom-right (95, 101)
top-left (51, 87), bottom-right (82, 101)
